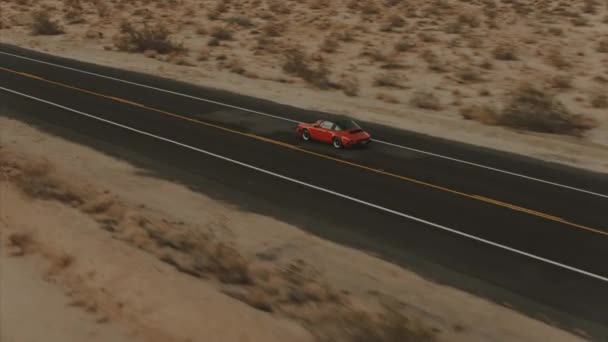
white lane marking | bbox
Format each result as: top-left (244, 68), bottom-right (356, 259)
top-left (1, 50), bottom-right (607, 199)
top-left (375, 139), bottom-right (608, 199)
top-left (2, 85), bottom-right (608, 284)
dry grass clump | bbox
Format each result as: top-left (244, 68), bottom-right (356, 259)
top-left (410, 91), bottom-right (441, 110)
top-left (394, 38), bottom-right (415, 52)
top-left (459, 104), bottom-right (498, 124)
top-left (320, 35), bottom-right (340, 53)
top-left (282, 48), bottom-right (332, 89)
top-left (590, 92), bottom-right (608, 109)
top-left (376, 92), bottom-right (400, 104)
top-left (6, 233), bottom-right (34, 256)
top-left (597, 38), bottom-right (608, 53)
top-left (211, 25), bottom-right (234, 41)
top-left (492, 44), bottom-right (517, 61)
top-left (30, 11), bottom-right (64, 35)
top-left (115, 22), bottom-right (184, 54)
top-left (226, 16), bottom-right (254, 28)
top-left (546, 49), bottom-right (570, 69)
top-left (498, 84), bottom-right (596, 136)
top-left (10, 159), bottom-right (83, 205)
top-left (373, 73), bottom-right (405, 89)
top-left (455, 67), bottom-right (483, 83)
top-left (314, 303), bottom-right (436, 342)
top-left (338, 76), bottom-right (360, 97)
top-left (549, 75), bottom-right (573, 90)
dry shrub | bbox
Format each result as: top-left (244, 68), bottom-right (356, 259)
top-left (116, 22), bottom-right (183, 54)
top-left (498, 84), bottom-right (596, 135)
top-left (207, 2), bottom-right (227, 20)
top-left (376, 92), bottom-right (400, 104)
top-left (7, 233), bottom-right (33, 256)
top-left (410, 91), bottom-right (441, 110)
top-left (456, 67), bottom-right (482, 83)
top-left (91, 0), bottom-right (110, 18)
top-left (546, 49), bottom-right (570, 69)
top-left (64, 10), bottom-right (85, 25)
top-left (394, 38), bottom-right (415, 52)
top-left (549, 75), bottom-right (573, 90)
top-left (460, 104), bottom-right (498, 124)
top-left (320, 36), bottom-right (340, 53)
top-left (31, 12), bottom-right (64, 35)
top-left (338, 76), bottom-right (360, 97)
top-left (13, 160), bottom-right (82, 205)
top-left (591, 93), bottom-right (608, 109)
top-left (282, 48), bottom-right (332, 89)
top-left (381, 14), bottom-right (406, 32)
top-left (268, 0), bottom-right (291, 14)
top-left (374, 73), bottom-right (405, 89)
top-left (582, 0), bottom-right (598, 14)
top-left (597, 38), bottom-right (608, 53)
top-left (571, 16), bottom-right (588, 26)
top-left (211, 26), bottom-right (234, 40)
top-left (226, 16), bottom-right (254, 28)
top-left (493, 44), bottom-right (517, 61)
top-left (457, 12), bottom-right (481, 28)
top-left (315, 304), bottom-right (435, 342)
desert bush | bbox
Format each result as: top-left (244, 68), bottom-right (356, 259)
top-left (226, 16), bottom-right (254, 28)
top-left (456, 67), bottom-right (482, 83)
top-left (339, 76), bottom-right (360, 96)
top-left (571, 16), bottom-right (588, 26)
top-left (457, 12), bottom-right (481, 28)
top-left (374, 73), bottom-right (405, 88)
top-left (7, 233), bottom-right (33, 256)
top-left (459, 104), bottom-right (498, 124)
top-left (211, 26), bottom-right (234, 40)
top-left (597, 38), bottom-right (608, 53)
top-left (376, 92), bottom-right (400, 104)
top-left (315, 304), bottom-right (435, 342)
top-left (64, 8), bottom-right (85, 25)
top-left (116, 22), bottom-right (183, 54)
top-left (381, 14), bottom-right (406, 31)
top-left (582, 0), bottom-right (598, 14)
top-left (282, 48), bottom-right (332, 89)
top-left (31, 12), bottom-right (64, 35)
top-left (546, 49), bottom-right (570, 69)
top-left (493, 45), bottom-right (517, 60)
top-left (410, 91), bottom-right (441, 110)
top-left (591, 93), bottom-right (608, 108)
top-left (498, 84), bottom-right (595, 135)
top-left (549, 75), bottom-right (573, 90)
top-left (394, 38), bottom-right (415, 52)
top-left (320, 36), bottom-right (340, 53)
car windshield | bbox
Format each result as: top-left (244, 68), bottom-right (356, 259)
top-left (334, 120), bottom-right (360, 131)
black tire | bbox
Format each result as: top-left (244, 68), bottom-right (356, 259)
top-left (301, 129), bottom-right (311, 141)
top-left (332, 137), bottom-right (343, 149)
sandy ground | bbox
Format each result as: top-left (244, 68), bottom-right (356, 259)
top-left (0, 0), bottom-right (607, 173)
top-left (0, 114), bottom-right (589, 341)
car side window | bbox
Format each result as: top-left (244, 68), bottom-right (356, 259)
top-left (320, 121), bottom-right (334, 130)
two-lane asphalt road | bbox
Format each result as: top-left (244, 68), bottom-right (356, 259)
top-left (1, 44), bottom-right (607, 339)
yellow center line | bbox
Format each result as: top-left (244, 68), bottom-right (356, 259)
top-left (2, 66), bottom-right (606, 237)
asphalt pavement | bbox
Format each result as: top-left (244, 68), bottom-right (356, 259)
top-left (1, 43), bottom-right (607, 340)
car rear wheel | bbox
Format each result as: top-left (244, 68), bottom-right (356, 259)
top-left (301, 129), bottom-right (311, 141)
top-left (332, 137), bottom-right (343, 149)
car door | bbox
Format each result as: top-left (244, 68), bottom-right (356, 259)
top-left (316, 121), bottom-right (335, 143)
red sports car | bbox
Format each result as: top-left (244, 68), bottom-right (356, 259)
top-left (297, 119), bottom-right (372, 149)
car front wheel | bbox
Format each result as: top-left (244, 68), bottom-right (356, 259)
top-left (301, 129), bottom-right (311, 141)
top-left (332, 137), bottom-right (343, 149)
